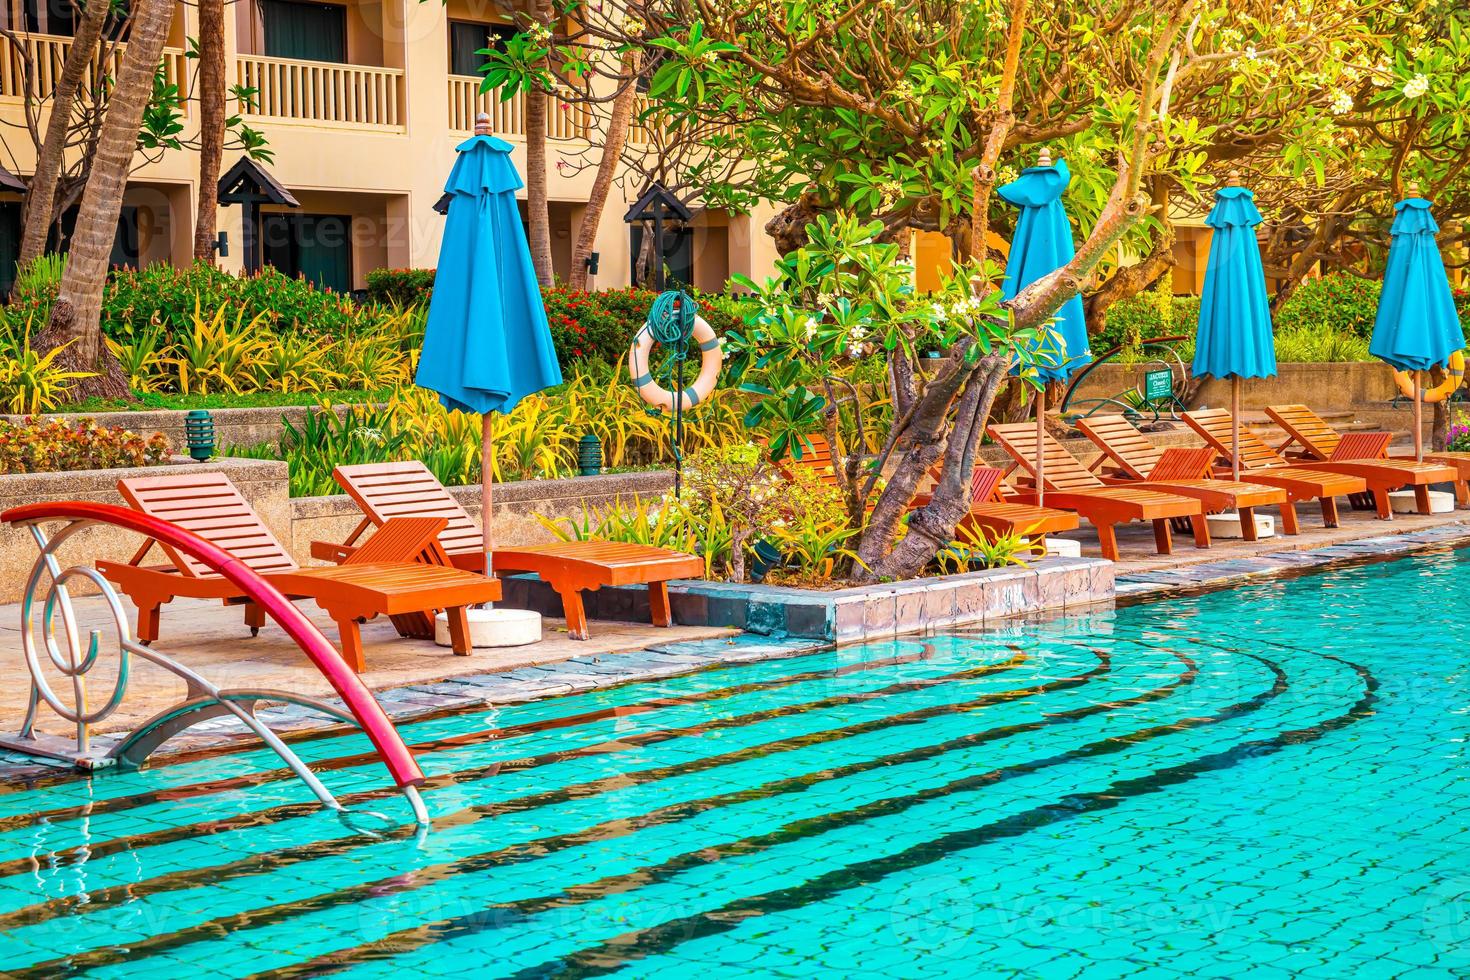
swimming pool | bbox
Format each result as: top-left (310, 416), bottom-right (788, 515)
top-left (1, 546), bottom-right (1467, 978)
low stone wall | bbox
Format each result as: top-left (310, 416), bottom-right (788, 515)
top-left (0, 457), bottom-right (289, 603)
top-left (289, 470), bottom-right (675, 557)
top-left (3, 404), bottom-right (359, 453)
top-left (502, 556), bottom-right (1115, 643)
top-left (1068, 361), bottom-right (1396, 411)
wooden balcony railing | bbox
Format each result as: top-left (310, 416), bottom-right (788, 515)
top-left (447, 75), bottom-right (591, 140)
top-left (237, 54), bottom-right (404, 130)
top-left (0, 32), bottom-right (188, 104)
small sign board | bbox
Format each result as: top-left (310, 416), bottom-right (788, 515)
top-left (1142, 369), bottom-right (1174, 403)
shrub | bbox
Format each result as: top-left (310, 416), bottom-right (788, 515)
top-left (366, 268), bottom-right (435, 307)
top-left (1274, 273), bottom-right (1381, 338)
top-left (0, 417), bottom-right (170, 474)
top-left (1093, 291), bottom-right (1201, 356)
top-left (1272, 320), bottom-right (1372, 362)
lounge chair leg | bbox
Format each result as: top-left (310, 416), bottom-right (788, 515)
top-left (648, 582), bottom-right (673, 628)
top-left (1189, 515), bottom-right (1209, 550)
top-left (1320, 496), bottom-right (1340, 528)
top-left (1153, 519), bottom-right (1175, 555)
top-left (1238, 506), bottom-right (1257, 543)
top-left (561, 589), bottom-right (590, 641)
top-left (1374, 489), bottom-right (1392, 520)
top-left (445, 606), bottom-right (472, 655)
top-left (1095, 523), bottom-right (1120, 563)
top-left (1279, 502), bottom-right (1300, 535)
top-left (244, 602), bottom-right (265, 637)
top-left (1414, 484), bottom-right (1431, 514)
top-left (137, 602), bottom-right (162, 645)
top-left (336, 620), bottom-right (367, 673)
top-left (1457, 480), bottom-right (1470, 508)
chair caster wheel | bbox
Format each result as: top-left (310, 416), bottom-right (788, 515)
top-left (250, 627), bottom-right (260, 637)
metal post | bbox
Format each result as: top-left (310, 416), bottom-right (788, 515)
top-left (1035, 385), bottom-right (1045, 508)
top-left (652, 209), bottom-right (664, 291)
top-left (1231, 376), bottom-right (1242, 483)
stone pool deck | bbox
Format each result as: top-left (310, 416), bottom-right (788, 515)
top-left (1, 502), bottom-right (1468, 785)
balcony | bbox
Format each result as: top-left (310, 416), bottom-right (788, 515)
top-left (447, 76), bottom-right (590, 140)
top-left (237, 55), bottom-right (404, 130)
top-left (0, 32), bottom-right (188, 104)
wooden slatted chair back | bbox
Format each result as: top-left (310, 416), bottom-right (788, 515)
top-left (1264, 404), bottom-right (1341, 459)
top-left (780, 434), bottom-right (839, 485)
top-left (971, 466), bottom-right (1005, 504)
top-left (117, 472), bottom-right (298, 579)
top-left (1183, 410), bottom-right (1288, 469)
top-left (986, 423), bottom-right (1102, 492)
top-left (346, 516), bottom-right (453, 566)
top-left (1146, 447), bottom-right (1221, 482)
top-left (1331, 431), bottom-right (1393, 461)
top-left (1074, 415), bottom-right (1165, 479)
top-left (333, 461), bottom-right (484, 558)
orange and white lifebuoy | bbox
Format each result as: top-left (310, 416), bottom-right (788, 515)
top-left (628, 315), bottom-right (723, 412)
top-left (1394, 349), bottom-right (1466, 403)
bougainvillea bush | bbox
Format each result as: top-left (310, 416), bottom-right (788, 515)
top-left (0, 418), bottom-right (170, 474)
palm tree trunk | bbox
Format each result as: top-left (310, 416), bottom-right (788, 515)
top-left (192, 0), bottom-right (227, 261)
top-left (35, 0), bottom-right (174, 401)
top-left (524, 0), bottom-right (554, 286)
top-left (16, 0), bottom-right (110, 273)
top-left (568, 51), bottom-right (640, 291)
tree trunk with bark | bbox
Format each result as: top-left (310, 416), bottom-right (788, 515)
top-left (524, 0), bottom-right (554, 286)
top-left (34, 0), bottom-right (174, 401)
top-left (568, 51), bottom-right (640, 291)
top-left (193, 0), bottom-right (227, 262)
top-left (16, 0), bottom-right (110, 273)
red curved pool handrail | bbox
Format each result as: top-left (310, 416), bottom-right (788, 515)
top-left (1, 501), bottom-right (425, 790)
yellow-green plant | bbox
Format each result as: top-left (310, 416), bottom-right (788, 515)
top-left (934, 522), bottom-right (1043, 573)
top-left (105, 322), bottom-right (170, 393)
top-left (0, 330), bottom-right (95, 413)
top-left (333, 333), bottom-right (411, 389)
top-left (253, 335), bottom-right (341, 393)
top-left (167, 298), bottom-right (269, 394)
top-left (766, 468), bottom-right (862, 580)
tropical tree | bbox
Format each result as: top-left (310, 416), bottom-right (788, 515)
top-left (192, 0), bottom-right (228, 262)
top-left (32, 0), bottom-right (176, 400)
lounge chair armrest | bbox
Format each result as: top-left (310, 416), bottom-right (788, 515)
top-left (311, 540), bottom-right (359, 565)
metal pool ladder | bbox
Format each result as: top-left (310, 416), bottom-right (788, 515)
top-left (0, 501), bottom-right (430, 826)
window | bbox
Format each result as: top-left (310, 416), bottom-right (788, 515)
top-left (448, 20), bottom-right (516, 76)
top-left (261, 213), bottom-right (353, 293)
top-left (261, 0), bottom-right (347, 63)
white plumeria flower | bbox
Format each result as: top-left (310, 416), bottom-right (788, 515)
top-left (804, 317), bottom-right (818, 339)
top-left (1330, 91), bottom-right (1354, 115)
top-left (1403, 73), bottom-right (1430, 99)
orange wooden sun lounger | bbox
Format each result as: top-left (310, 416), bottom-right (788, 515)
top-left (986, 422), bottom-right (1209, 562)
top-left (96, 473), bottom-right (501, 672)
top-left (1183, 409), bottom-right (1369, 526)
top-left (1075, 414), bottom-right (1295, 540)
top-left (1264, 403), bottom-right (1470, 508)
top-left (781, 434), bottom-right (1081, 547)
top-left (317, 461), bottom-right (705, 641)
top-left (1263, 405), bottom-right (1457, 517)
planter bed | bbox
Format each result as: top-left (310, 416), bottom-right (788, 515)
top-left (500, 555), bottom-right (1114, 644)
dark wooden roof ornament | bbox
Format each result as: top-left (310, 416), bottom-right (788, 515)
top-left (0, 162), bottom-right (26, 194)
top-left (216, 157), bottom-right (298, 274)
top-left (624, 183), bottom-right (690, 290)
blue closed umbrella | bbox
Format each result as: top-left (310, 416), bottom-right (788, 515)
top-left (998, 151), bottom-right (1088, 507)
top-left (1191, 182), bottom-right (1275, 480)
top-left (1369, 193), bottom-right (1463, 460)
top-left (416, 115), bottom-right (563, 577)
top-left (998, 155), bottom-right (1090, 381)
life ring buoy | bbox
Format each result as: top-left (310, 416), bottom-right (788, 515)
top-left (628, 314), bottom-right (723, 412)
top-left (1394, 350), bottom-right (1466, 403)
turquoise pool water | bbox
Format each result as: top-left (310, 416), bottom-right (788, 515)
top-left (2, 547), bottom-right (1468, 978)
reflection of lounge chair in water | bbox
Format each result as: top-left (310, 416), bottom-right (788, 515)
top-left (1060, 334), bottom-right (1193, 423)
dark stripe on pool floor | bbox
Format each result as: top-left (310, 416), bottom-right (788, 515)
top-left (0, 642), bottom-right (949, 833)
top-left (2, 647), bottom-right (1118, 957)
top-left (505, 655), bottom-right (1375, 980)
top-left (237, 652), bottom-right (1289, 979)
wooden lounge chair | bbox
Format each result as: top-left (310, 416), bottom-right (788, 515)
top-left (780, 434), bottom-right (1080, 546)
top-left (1265, 403), bottom-right (1470, 508)
top-left (1074, 414), bottom-right (1295, 540)
top-left (1182, 409), bottom-right (1370, 527)
top-left (986, 422), bottom-right (1209, 562)
top-left (96, 473), bottom-right (501, 672)
top-left (1263, 404), bottom-right (1457, 517)
top-left (317, 461), bottom-right (704, 641)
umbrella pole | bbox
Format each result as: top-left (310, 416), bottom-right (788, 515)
top-left (1231, 376), bottom-right (1241, 483)
top-left (1035, 384), bottom-right (1045, 509)
top-left (482, 413), bottom-right (494, 588)
top-left (1414, 371), bottom-right (1424, 462)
